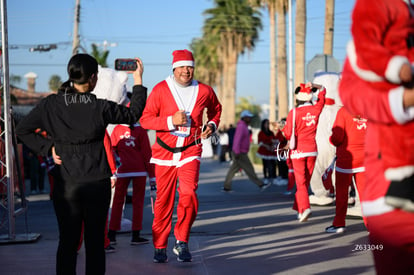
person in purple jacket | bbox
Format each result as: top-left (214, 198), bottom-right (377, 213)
top-left (222, 110), bottom-right (271, 192)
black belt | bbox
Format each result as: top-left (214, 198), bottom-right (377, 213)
top-left (156, 137), bottom-right (200, 153)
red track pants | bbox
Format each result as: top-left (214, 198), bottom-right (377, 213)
top-left (109, 176), bottom-right (146, 231)
top-left (152, 160), bottom-right (200, 249)
top-left (292, 156), bottom-right (316, 214)
top-left (333, 171), bottom-right (366, 227)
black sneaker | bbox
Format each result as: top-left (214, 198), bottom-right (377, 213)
top-left (173, 241), bottom-right (192, 262)
top-left (153, 248), bottom-right (168, 263)
top-left (105, 245), bottom-right (116, 253)
top-left (108, 230), bottom-right (117, 245)
top-left (131, 237), bottom-right (149, 245)
top-left (131, 230), bottom-right (149, 245)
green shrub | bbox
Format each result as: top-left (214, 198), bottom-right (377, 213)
top-left (248, 144), bottom-right (262, 165)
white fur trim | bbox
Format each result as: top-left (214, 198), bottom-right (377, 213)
top-left (150, 156), bottom-right (200, 167)
top-left (362, 197), bottom-right (395, 217)
top-left (335, 166), bottom-right (365, 174)
top-left (167, 116), bottom-right (175, 131)
top-left (347, 40), bottom-right (383, 82)
top-left (172, 60), bottom-right (194, 69)
top-left (385, 56), bottom-right (409, 84)
top-left (388, 86), bottom-right (414, 124)
top-left (290, 151), bottom-right (318, 159)
top-left (384, 165), bottom-right (414, 181)
top-left (256, 153), bottom-right (277, 160)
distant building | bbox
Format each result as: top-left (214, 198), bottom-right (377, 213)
top-left (8, 74), bottom-right (54, 123)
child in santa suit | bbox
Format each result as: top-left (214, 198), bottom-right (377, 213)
top-left (325, 107), bottom-right (367, 233)
top-left (256, 119), bottom-right (277, 184)
top-left (108, 121), bottom-right (155, 245)
top-left (339, 0), bottom-right (414, 273)
top-left (282, 83), bottom-right (326, 222)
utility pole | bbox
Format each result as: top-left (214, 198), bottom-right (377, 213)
top-left (72, 0), bottom-right (80, 56)
top-left (323, 0), bottom-right (335, 55)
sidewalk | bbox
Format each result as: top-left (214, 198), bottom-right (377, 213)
top-left (0, 159), bottom-right (375, 275)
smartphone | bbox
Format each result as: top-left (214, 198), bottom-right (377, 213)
top-left (114, 58), bottom-right (137, 71)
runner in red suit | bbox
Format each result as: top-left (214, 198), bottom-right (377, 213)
top-left (140, 49), bottom-right (221, 263)
top-left (283, 83), bottom-right (326, 222)
top-left (339, 0), bottom-right (414, 273)
top-left (325, 107), bottom-right (367, 233)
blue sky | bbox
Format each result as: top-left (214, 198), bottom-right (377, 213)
top-left (7, 0), bottom-right (355, 104)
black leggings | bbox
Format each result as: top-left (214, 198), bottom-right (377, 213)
top-left (262, 159), bottom-right (276, 179)
top-left (52, 175), bottom-right (111, 275)
top-left (277, 160), bottom-right (289, 179)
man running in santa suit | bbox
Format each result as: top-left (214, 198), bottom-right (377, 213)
top-left (140, 49), bottom-right (222, 263)
top-left (339, 0), bottom-right (414, 273)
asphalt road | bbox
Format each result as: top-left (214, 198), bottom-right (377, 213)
top-left (0, 158), bottom-right (375, 275)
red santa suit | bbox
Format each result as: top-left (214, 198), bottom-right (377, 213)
top-left (140, 75), bottom-right (221, 249)
top-left (339, 0), bottom-right (414, 273)
top-left (329, 107), bottom-right (367, 228)
top-left (283, 86), bottom-right (326, 217)
top-left (257, 130), bottom-right (277, 159)
top-left (109, 123), bottom-right (155, 233)
top-left (256, 129), bottom-right (277, 181)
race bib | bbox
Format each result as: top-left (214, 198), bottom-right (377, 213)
top-left (171, 112), bottom-right (191, 137)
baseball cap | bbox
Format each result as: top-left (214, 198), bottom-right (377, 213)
top-left (240, 110), bottom-right (254, 118)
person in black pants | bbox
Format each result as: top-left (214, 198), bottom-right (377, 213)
top-left (16, 54), bottom-right (147, 275)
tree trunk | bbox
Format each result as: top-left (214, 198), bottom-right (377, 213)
top-left (295, 0), bottom-right (306, 85)
top-left (323, 0), bottom-right (335, 55)
top-left (227, 52), bottom-right (238, 126)
top-left (220, 39), bottom-right (238, 127)
top-left (269, 3), bottom-right (277, 123)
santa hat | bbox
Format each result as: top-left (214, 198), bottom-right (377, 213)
top-left (295, 83), bottom-right (313, 101)
top-left (172, 49), bottom-right (195, 69)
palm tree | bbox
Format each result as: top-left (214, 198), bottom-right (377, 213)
top-left (203, 0), bottom-right (262, 127)
top-left (48, 75), bottom-right (62, 92)
top-left (295, 0), bottom-right (306, 85)
top-left (90, 43), bottom-right (109, 67)
top-left (248, 0), bottom-right (278, 122)
top-left (10, 75), bottom-right (22, 86)
top-left (276, 0), bottom-right (288, 120)
top-left (323, 0), bottom-right (335, 55)
top-left (190, 36), bottom-right (223, 101)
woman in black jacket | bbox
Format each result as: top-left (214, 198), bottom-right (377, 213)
top-left (16, 54), bottom-right (147, 275)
